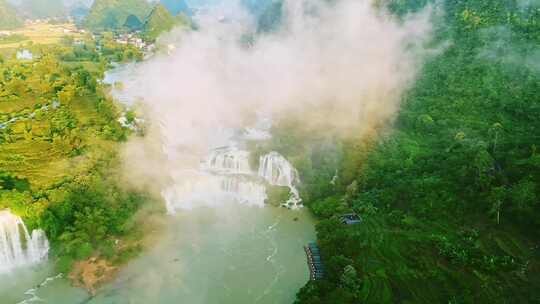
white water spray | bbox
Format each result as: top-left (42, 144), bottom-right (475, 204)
top-left (162, 120), bottom-right (302, 212)
top-left (203, 147), bottom-right (252, 175)
top-left (163, 170), bottom-right (268, 213)
top-left (0, 211), bottom-right (49, 274)
top-left (259, 152), bottom-right (303, 209)
top-left (258, 152), bottom-right (299, 187)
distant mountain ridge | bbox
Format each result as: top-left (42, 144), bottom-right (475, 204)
top-left (143, 3), bottom-right (190, 41)
top-left (20, 0), bottom-right (66, 18)
top-left (5, 0), bottom-right (95, 20)
top-left (160, 0), bottom-right (191, 16)
top-left (84, 0), bottom-right (151, 30)
top-left (0, 0), bottom-right (23, 30)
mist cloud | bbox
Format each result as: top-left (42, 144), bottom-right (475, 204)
top-left (119, 0), bottom-right (437, 193)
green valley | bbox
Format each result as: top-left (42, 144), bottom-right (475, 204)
top-left (0, 0), bottom-right (538, 303)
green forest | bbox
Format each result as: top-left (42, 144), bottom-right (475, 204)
top-left (0, 0), bottom-right (188, 294)
top-left (0, 33), bottom-right (148, 279)
top-left (277, 0), bottom-right (540, 303)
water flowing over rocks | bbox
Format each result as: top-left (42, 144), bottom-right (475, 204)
top-left (163, 122), bottom-right (303, 212)
top-left (163, 171), bottom-right (268, 212)
top-left (203, 147), bottom-right (252, 175)
top-left (259, 152), bottom-right (299, 187)
top-left (0, 210), bottom-right (49, 273)
top-left (259, 152), bottom-right (303, 209)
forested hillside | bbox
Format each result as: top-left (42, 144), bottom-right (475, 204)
top-left (142, 3), bottom-right (179, 41)
top-left (160, 0), bottom-right (191, 16)
top-left (264, 0), bottom-right (540, 303)
top-left (84, 0), bottom-right (151, 30)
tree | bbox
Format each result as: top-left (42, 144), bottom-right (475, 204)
top-left (510, 178), bottom-right (537, 212)
top-left (58, 85), bottom-right (76, 104)
top-left (341, 265), bottom-right (361, 295)
top-left (489, 185), bottom-right (508, 225)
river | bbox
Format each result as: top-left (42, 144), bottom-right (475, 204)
top-left (0, 63), bottom-right (316, 304)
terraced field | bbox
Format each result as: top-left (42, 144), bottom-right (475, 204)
top-left (0, 22), bottom-right (82, 49)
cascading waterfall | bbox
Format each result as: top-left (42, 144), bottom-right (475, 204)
top-left (258, 152), bottom-right (299, 187)
top-left (220, 177), bottom-right (268, 206)
top-left (163, 173), bottom-right (268, 213)
top-left (203, 147), bottom-right (252, 175)
top-left (161, 116), bottom-right (302, 212)
top-left (258, 152), bottom-right (303, 209)
top-left (0, 211), bottom-right (49, 274)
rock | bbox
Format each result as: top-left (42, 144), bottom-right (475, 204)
top-left (69, 258), bottom-right (117, 296)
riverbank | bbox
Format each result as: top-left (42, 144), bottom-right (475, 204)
top-left (65, 195), bottom-right (167, 295)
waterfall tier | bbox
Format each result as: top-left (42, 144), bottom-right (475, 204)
top-left (163, 173), bottom-right (267, 213)
top-left (258, 152), bottom-right (303, 209)
top-left (161, 114), bottom-right (303, 211)
top-left (0, 211), bottom-right (49, 274)
top-left (202, 147), bottom-right (252, 175)
top-left (258, 152), bottom-right (299, 187)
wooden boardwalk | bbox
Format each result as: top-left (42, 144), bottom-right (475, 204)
top-left (304, 242), bottom-right (324, 280)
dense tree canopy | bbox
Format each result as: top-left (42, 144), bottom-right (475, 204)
top-left (270, 0), bottom-right (540, 303)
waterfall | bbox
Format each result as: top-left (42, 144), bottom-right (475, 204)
top-left (0, 211), bottom-right (49, 274)
top-left (258, 152), bottom-right (303, 209)
top-left (163, 172), bottom-right (267, 213)
top-left (220, 177), bottom-right (268, 206)
top-left (164, 150), bottom-right (304, 212)
top-left (258, 152), bottom-right (299, 187)
top-left (159, 113), bottom-right (303, 212)
top-left (203, 147), bottom-right (252, 175)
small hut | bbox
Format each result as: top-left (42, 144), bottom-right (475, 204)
top-left (340, 213), bottom-right (362, 225)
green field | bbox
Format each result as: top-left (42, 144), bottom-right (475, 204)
top-left (0, 22), bottom-right (82, 49)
